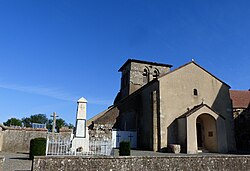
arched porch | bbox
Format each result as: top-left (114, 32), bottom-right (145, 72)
top-left (196, 114), bottom-right (218, 152)
top-left (179, 104), bottom-right (228, 154)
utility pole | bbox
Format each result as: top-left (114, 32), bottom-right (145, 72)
top-left (51, 112), bottom-right (58, 133)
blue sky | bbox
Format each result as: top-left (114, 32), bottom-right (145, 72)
top-left (0, 0), bottom-right (249, 125)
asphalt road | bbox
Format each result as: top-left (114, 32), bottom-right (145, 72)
top-left (0, 152), bottom-right (32, 171)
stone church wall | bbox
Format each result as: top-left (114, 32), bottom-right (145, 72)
top-left (139, 81), bottom-right (159, 150)
top-left (0, 156), bottom-right (4, 171)
top-left (33, 155), bottom-right (250, 171)
top-left (159, 63), bottom-right (236, 152)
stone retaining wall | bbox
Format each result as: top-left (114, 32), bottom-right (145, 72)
top-left (2, 128), bottom-right (48, 152)
top-left (33, 155), bottom-right (250, 171)
top-left (1, 128), bottom-right (72, 153)
top-left (88, 123), bottom-right (112, 141)
top-left (0, 156), bottom-right (4, 171)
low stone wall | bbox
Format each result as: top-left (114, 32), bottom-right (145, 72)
top-left (88, 123), bottom-right (112, 141)
top-left (2, 128), bottom-right (48, 152)
top-left (1, 128), bottom-right (72, 153)
top-left (0, 156), bottom-right (4, 171)
top-left (33, 155), bottom-right (250, 171)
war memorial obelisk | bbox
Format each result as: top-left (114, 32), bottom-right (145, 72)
top-left (71, 97), bottom-right (89, 152)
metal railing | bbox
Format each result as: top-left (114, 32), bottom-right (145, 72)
top-left (46, 137), bottom-right (72, 156)
top-left (89, 140), bottom-right (113, 156)
top-left (46, 136), bottom-right (113, 156)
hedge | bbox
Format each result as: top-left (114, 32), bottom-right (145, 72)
top-left (119, 141), bottom-right (131, 156)
top-left (29, 137), bottom-right (46, 159)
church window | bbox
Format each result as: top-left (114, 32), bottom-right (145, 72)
top-left (153, 69), bottom-right (159, 79)
top-left (143, 68), bottom-right (149, 83)
top-left (193, 89), bottom-right (198, 96)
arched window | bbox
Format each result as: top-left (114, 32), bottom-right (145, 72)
top-left (193, 89), bottom-right (198, 96)
top-left (143, 68), bottom-right (149, 83)
top-left (153, 69), bottom-right (159, 79)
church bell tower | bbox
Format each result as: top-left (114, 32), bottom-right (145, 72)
top-left (117, 59), bottom-right (172, 100)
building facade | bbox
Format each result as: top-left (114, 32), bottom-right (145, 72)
top-left (89, 59), bottom-right (236, 154)
top-left (230, 90), bottom-right (250, 151)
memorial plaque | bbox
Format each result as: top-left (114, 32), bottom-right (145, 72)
top-left (76, 119), bottom-right (86, 138)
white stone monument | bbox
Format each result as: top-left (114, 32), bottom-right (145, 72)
top-left (71, 97), bottom-right (89, 152)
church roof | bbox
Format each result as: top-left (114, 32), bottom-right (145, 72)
top-left (230, 90), bottom-right (250, 109)
top-left (87, 79), bottom-right (159, 126)
top-left (87, 106), bottom-right (118, 126)
top-left (159, 61), bottom-right (231, 88)
top-left (118, 59), bottom-right (172, 72)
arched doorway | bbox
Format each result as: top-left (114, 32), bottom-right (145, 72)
top-left (196, 114), bottom-right (218, 152)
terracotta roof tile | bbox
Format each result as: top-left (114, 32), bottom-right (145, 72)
top-left (230, 90), bottom-right (250, 108)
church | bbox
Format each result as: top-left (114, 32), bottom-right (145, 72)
top-left (88, 59), bottom-right (236, 154)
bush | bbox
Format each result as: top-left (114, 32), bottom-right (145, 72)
top-left (119, 141), bottom-right (131, 156)
top-left (29, 137), bottom-right (46, 159)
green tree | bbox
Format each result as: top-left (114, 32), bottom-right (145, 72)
top-left (20, 113), bottom-right (71, 131)
top-left (22, 114), bottom-right (48, 127)
top-left (30, 114), bottom-right (48, 124)
top-left (3, 118), bottom-right (22, 126)
top-left (47, 119), bottom-right (53, 131)
top-left (48, 118), bottom-right (68, 132)
top-left (22, 117), bottom-right (32, 127)
top-left (56, 118), bottom-right (67, 132)
top-left (68, 123), bottom-right (74, 129)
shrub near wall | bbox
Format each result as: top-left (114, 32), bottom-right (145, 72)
top-left (29, 137), bottom-right (46, 159)
top-left (119, 141), bottom-right (130, 156)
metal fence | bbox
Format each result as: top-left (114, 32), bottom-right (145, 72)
top-left (88, 140), bottom-right (113, 156)
top-left (46, 136), bottom-right (113, 156)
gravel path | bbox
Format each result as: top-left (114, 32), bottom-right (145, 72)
top-left (0, 152), bottom-right (32, 171)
